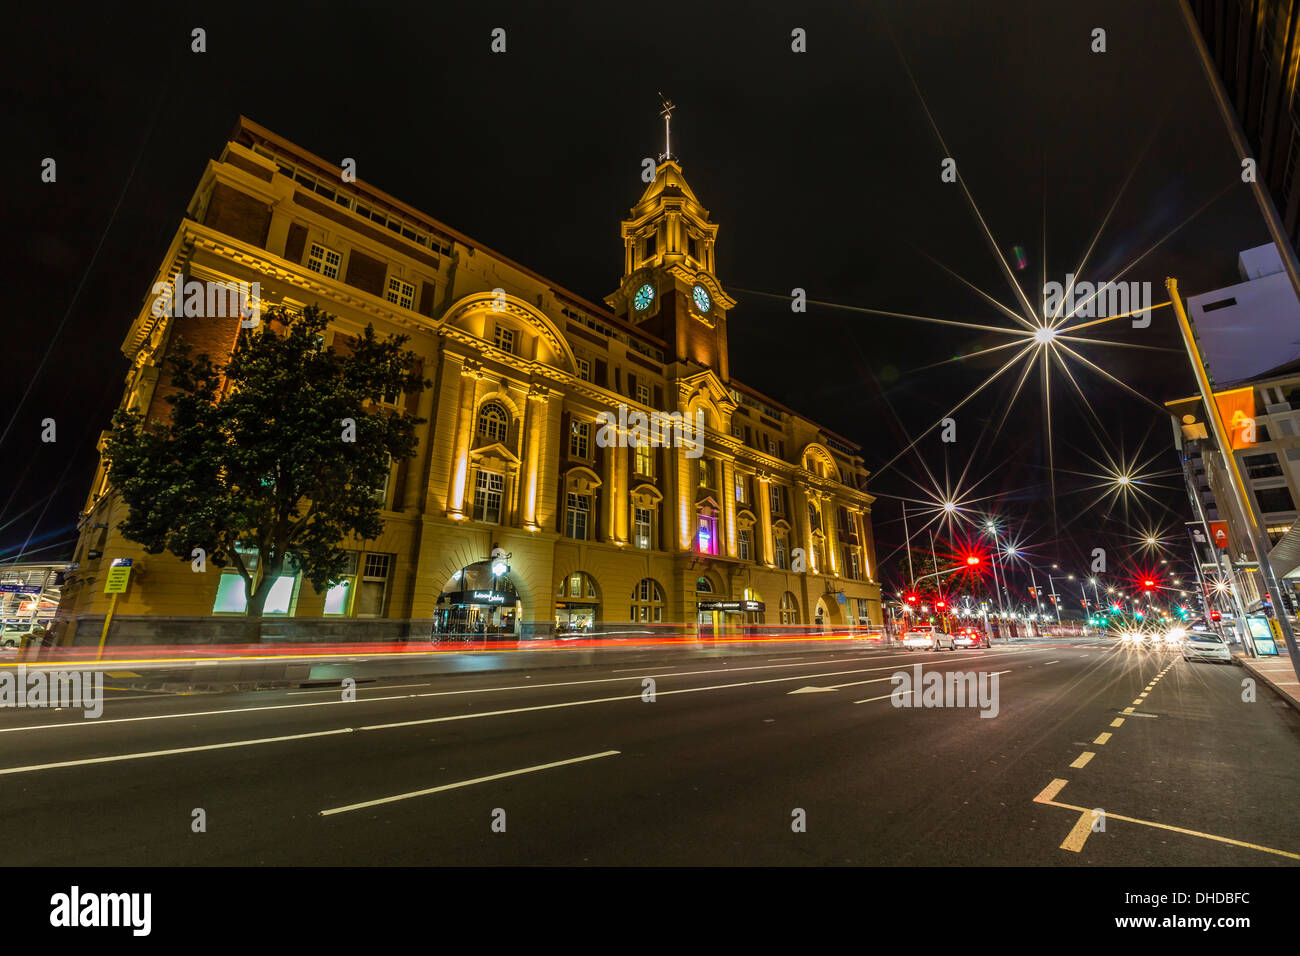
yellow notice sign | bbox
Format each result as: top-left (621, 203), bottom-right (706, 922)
top-left (104, 559), bottom-right (133, 594)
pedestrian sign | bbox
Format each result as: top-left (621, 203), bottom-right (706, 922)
top-left (104, 558), bottom-right (133, 594)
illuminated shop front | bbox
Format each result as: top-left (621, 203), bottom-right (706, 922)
top-left (433, 555), bottom-right (521, 637)
top-left (555, 571), bottom-right (600, 634)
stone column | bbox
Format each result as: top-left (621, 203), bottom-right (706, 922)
top-left (824, 495), bottom-right (841, 576)
top-left (446, 359), bottom-right (483, 519)
top-left (519, 385), bottom-right (549, 531)
top-left (721, 457), bottom-right (738, 557)
top-left (756, 472), bottom-right (774, 566)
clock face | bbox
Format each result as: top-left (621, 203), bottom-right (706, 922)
top-left (693, 285), bottom-right (712, 312)
top-left (633, 283), bottom-right (655, 311)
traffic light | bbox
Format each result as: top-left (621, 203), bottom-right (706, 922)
top-left (965, 555), bottom-right (980, 566)
top-left (905, 593), bottom-right (919, 605)
top-left (936, 600), bottom-right (947, 610)
top-left (1142, 579), bottom-right (1155, 590)
top-left (1210, 609), bottom-right (1221, 621)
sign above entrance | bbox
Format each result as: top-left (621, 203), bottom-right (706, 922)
top-left (442, 589), bottom-right (510, 606)
top-left (697, 600), bottom-right (764, 612)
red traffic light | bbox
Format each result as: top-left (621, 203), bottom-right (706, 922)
top-left (905, 593), bottom-right (918, 604)
top-left (1143, 579), bottom-right (1155, 589)
top-left (1210, 610), bottom-right (1221, 621)
top-left (936, 601), bottom-right (947, 610)
top-left (966, 555), bottom-right (980, 566)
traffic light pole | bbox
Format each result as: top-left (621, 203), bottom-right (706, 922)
top-left (1169, 278), bottom-right (1293, 675)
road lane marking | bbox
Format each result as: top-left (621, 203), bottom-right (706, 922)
top-left (1110, 718), bottom-right (1124, 727)
top-left (1070, 752), bottom-right (1095, 768)
top-left (1093, 732), bottom-right (1112, 745)
top-left (1122, 707), bottom-right (1134, 714)
top-left (793, 668), bottom-right (1011, 695)
top-left (1044, 660), bottom-right (1060, 665)
top-left (0, 728), bottom-right (354, 776)
top-left (3, 653), bottom-right (1028, 734)
top-left (288, 683), bottom-right (432, 695)
top-left (319, 750), bottom-right (621, 816)
top-left (611, 666), bottom-right (675, 672)
top-left (1034, 777), bottom-right (1300, 861)
top-left (1132, 698), bottom-right (1144, 705)
top-left (1061, 809), bottom-right (1099, 853)
top-left (855, 690), bottom-right (911, 704)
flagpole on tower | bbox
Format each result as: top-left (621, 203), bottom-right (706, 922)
top-left (657, 92), bottom-right (676, 162)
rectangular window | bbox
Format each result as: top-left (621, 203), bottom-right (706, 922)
top-left (307, 242), bottom-right (341, 279)
top-left (213, 573), bottom-right (299, 615)
top-left (857, 598), bottom-right (871, 623)
top-left (323, 551), bottom-right (359, 616)
top-left (355, 552), bottom-right (392, 617)
top-left (636, 381), bottom-right (651, 406)
top-left (566, 492), bottom-right (591, 540)
top-left (373, 456), bottom-right (392, 508)
top-left (766, 435), bottom-right (778, 455)
top-left (1244, 453), bottom-right (1284, 480)
top-left (732, 424), bottom-right (744, 440)
top-left (850, 549), bottom-right (861, 580)
top-left (739, 528), bottom-right (752, 561)
top-left (494, 325), bottom-right (515, 354)
top-left (570, 421), bottom-right (590, 459)
top-left (473, 471), bottom-right (504, 523)
top-left (698, 458), bottom-right (711, 488)
top-left (577, 358), bottom-right (591, 381)
top-left (634, 441), bottom-right (654, 477)
top-left (386, 277), bottom-right (416, 310)
top-left (634, 507), bottom-right (652, 549)
top-left (643, 234), bottom-right (657, 259)
top-left (775, 535), bottom-right (788, 570)
top-left (735, 473), bottom-right (747, 504)
top-left (688, 236), bottom-right (700, 261)
top-left (770, 485), bottom-right (785, 516)
top-left (1255, 485), bottom-right (1296, 513)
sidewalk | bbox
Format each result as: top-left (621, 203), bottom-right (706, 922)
top-left (1241, 653), bottom-right (1300, 710)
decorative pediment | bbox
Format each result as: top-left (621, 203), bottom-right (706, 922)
top-left (469, 442), bottom-right (520, 470)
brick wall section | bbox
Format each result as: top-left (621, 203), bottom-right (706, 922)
top-left (204, 182), bottom-right (271, 248)
top-left (144, 313), bottom-right (243, 423)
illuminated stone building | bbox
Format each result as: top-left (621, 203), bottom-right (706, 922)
top-left (59, 117), bottom-right (882, 639)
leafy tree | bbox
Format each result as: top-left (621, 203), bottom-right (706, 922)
top-left (104, 305), bottom-right (429, 642)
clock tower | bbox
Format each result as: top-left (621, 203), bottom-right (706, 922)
top-left (605, 108), bottom-right (736, 380)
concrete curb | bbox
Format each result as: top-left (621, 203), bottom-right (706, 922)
top-left (1241, 656), bottom-right (1300, 711)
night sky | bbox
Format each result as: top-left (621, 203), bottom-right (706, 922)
top-left (1, 1), bottom-right (1270, 600)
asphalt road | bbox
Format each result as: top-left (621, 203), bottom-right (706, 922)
top-left (1, 640), bottom-right (1297, 865)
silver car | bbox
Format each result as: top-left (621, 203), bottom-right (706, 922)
top-left (1182, 630), bottom-right (1233, 664)
top-left (901, 626), bottom-right (955, 651)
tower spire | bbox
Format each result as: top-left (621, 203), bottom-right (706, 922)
top-left (657, 92), bottom-right (676, 162)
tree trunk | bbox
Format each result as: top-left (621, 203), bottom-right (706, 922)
top-left (242, 576), bottom-right (275, 644)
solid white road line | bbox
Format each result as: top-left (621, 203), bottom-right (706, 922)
top-left (319, 750), bottom-right (621, 816)
top-left (0, 650), bottom-right (1038, 735)
top-left (0, 728), bottom-right (355, 776)
top-left (287, 683), bottom-right (432, 695)
top-left (357, 657), bottom-right (1028, 732)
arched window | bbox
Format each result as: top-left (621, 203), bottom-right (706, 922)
top-left (780, 591), bottom-right (799, 625)
top-left (557, 571), bottom-right (599, 600)
top-left (631, 578), bottom-right (665, 623)
top-left (477, 401), bottom-right (509, 443)
top-left (696, 576), bottom-right (714, 593)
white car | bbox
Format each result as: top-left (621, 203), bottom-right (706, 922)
top-left (1182, 631), bottom-right (1233, 664)
top-left (902, 626), bottom-right (955, 651)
